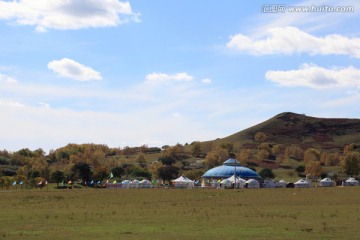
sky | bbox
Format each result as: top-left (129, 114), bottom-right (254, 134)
top-left (0, 0), bottom-right (360, 152)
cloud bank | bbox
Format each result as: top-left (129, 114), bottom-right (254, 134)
top-left (48, 58), bottom-right (102, 81)
top-left (227, 26), bottom-right (360, 58)
top-left (266, 64), bottom-right (360, 89)
top-left (145, 72), bottom-right (194, 84)
top-left (0, 0), bottom-right (139, 32)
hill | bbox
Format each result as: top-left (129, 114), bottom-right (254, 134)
top-left (210, 112), bottom-right (360, 152)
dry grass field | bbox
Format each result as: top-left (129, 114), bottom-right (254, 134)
top-left (0, 186), bottom-right (359, 240)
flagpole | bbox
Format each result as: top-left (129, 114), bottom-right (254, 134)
top-left (234, 158), bottom-right (237, 190)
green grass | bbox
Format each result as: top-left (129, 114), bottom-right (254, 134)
top-left (0, 187), bottom-right (360, 239)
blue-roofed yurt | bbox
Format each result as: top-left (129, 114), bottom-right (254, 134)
top-left (202, 158), bottom-right (261, 181)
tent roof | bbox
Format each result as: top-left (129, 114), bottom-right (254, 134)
top-left (226, 175), bottom-right (246, 183)
top-left (295, 179), bottom-right (310, 184)
top-left (173, 176), bottom-right (194, 182)
top-left (202, 164), bottom-right (260, 179)
top-left (140, 179), bottom-right (151, 184)
top-left (223, 158), bottom-right (241, 166)
top-left (320, 178), bottom-right (332, 182)
top-left (346, 178), bottom-right (359, 183)
top-left (245, 179), bottom-right (259, 184)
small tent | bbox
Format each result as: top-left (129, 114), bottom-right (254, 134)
top-left (294, 179), bottom-right (311, 188)
top-left (220, 175), bottom-right (246, 188)
top-left (319, 178), bottom-right (333, 187)
top-left (344, 177), bottom-right (359, 186)
top-left (139, 179), bottom-right (152, 188)
top-left (121, 180), bottom-right (131, 188)
top-left (262, 179), bottom-right (277, 188)
top-left (130, 179), bottom-right (140, 188)
top-left (276, 180), bottom-right (288, 188)
top-left (172, 176), bottom-right (194, 189)
top-left (245, 179), bottom-right (260, 189)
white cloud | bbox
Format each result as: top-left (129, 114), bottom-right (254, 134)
top-left (48, 58), bottom-right (102, 81)
top-left (145, 72), bottom-right (194, 84)
top-left (38, 102), bottom-right (50, 108)
top-left (266, 64), bottom-right (360, 89)
top-left (0, 73), bottom-right (18, 84)
top-left (227, 26), bottom-right (360, 58)
top-left (201, 78), bottom-right (212, 84)
top-left (0, 0), bottom-right (139, 32)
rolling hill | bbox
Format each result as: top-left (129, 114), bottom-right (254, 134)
top-left (210, 112), bottom-right (360, 152)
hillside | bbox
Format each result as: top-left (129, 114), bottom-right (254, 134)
top-left (211, 112), bottom-right (360, 152)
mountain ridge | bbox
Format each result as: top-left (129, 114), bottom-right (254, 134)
top-left (211, 112), bottom-right (360, 152)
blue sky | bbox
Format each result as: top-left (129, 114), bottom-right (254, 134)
top-left (0, 0), bottom-right (360, 152)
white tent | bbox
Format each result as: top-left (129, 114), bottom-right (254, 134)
top-left (245, 179), bottom-right (260, 189)
top-left (220, 175), bottom-right (246, 188)
top-left (130, 179), bottom-right (140, 188)
top-left (121, 180), bottom-right (131, 188)
top-left (172, 176), bottom-right (194, 189)
top-left (294, 179), bottom-right (311, 188)
top-left (262, 179), bottom-right (277, 188)
top-left (344, 178), bottom-right (359, 186)
top-left (139, 179), bottom-right (152, 188)
top-left (319, 178), bottom-right (333, 187)
top-left (276, 180), bottom-right (288, 188)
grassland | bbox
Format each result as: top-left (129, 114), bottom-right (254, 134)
top-left (0, 187), bottom-right (359, 240)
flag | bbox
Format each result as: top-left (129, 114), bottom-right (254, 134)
top-left (68, 180), bottom-right (72, 184)
top-left (113, 180), bottom-right (117, 184)
top-left (20, 181), bottom-right (23, 185)
top-left (12, 181), bottom-right (16, 186)
top-left (90, 180), bottom-right (94, 185)
top-left (38, 181), bottom-right (42, 185)
top-left (109, 172), bottom-right (114, 179)
top-left (45, 181), bottom-right (48, 185)
top-left (97, 180), bottom-right (101, 184)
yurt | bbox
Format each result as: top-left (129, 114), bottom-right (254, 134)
top-left (202, 158), bottom-right (261, 180)
top-left (344, 177), bottom-right (359, 186)
top-left (245, 179), bottom-right (260, 189)
top-left (139, 179), bottom-right (152, 188)
top-left (276, 180), bottom-right (288, 188)
top-left (262, 179), bottom-right (277, 188)
top-left (130, 179), bottom-right (140, 188)
top-left (220, 175), bottom-right (246, 188)
top-left (294, 179), bottom-right (311, 188)
top-left (172, 176), bottom-right (194, 189)
top-left (121, 180), bottom-right (131, 188)
top-left (319, 178), bottom-right (333, 187)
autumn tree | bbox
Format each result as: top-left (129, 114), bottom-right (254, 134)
top-left (284, 145), bottom-right (304, 161)
top-left (341, 151), bottom-right (360, 176)
top-left (204, 148), bottom-right (229, 168)
top-left (344, 143), bottom-right (359, 154)
top-left (255, 132), bottom-right (267, 143)
top-left (149, 161), bottom-right (163, 179)
top-left (304, 148), bottom-right (320, 163)
top-left (238, 149), bottom-right (250, 166)
top-left (258, 143), bottom-right (271, 160)
top-left (220, 142), bottom-right (234, 153)
top-left (136, 154), bottom-right (147, 168)
top-left (305, 160), bottom-right (322, 177)
top-left (191, 142), bottom-right (203, 157)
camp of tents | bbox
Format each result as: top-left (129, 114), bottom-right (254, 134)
top-left (105, 176), bottom-right (360, 190)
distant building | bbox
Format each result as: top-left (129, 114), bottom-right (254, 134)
top-left (202, 158), bottom-right (261, 180)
